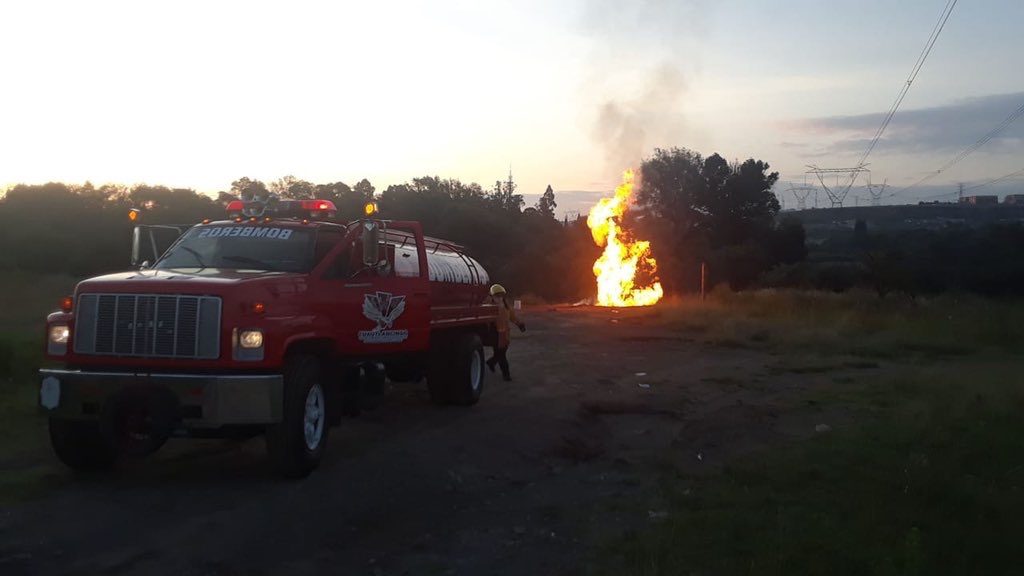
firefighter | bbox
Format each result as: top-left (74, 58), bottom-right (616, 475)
top-left (487, 284), bottom-right (526, 381)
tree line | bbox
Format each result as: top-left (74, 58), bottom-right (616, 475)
top-left (0, 147), bottom-right (818, 299)
top-left (763, 221), bottom-right (1024, 297)
top-left (0, 175), bottom-right (599, 300)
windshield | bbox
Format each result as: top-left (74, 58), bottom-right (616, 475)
top-left (154, 224), bottom-right (315, 272)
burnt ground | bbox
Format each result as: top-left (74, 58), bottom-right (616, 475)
top-left (0, 306), bottom-right (875, 575)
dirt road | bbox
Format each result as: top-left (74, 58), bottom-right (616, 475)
top-left (0, 306), bottom-right (861, 575)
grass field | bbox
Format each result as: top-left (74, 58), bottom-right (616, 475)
top-left (596, 290), bottom-right (1024, 575)
top-left (0, 270), bottom-right (80, 499)
top-left (658, 288), bottom-right (1024, 357)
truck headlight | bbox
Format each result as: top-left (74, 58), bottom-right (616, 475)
top-left (49, 324), bottom-right (70, 344)
top-left (48, 324), bottom-right (69, 355)
top-left (239, 329), bottom-right (264, 349)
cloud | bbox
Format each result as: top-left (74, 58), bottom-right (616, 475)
top-left (801, 92), bottom-right (1024, 158)
top-left (779, 141), bottom-right (809, 150)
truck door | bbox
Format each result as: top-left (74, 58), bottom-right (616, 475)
top-left (131, 225), bottom-right (190, 267)
top-left (315, 224), bottom-right (429, 354)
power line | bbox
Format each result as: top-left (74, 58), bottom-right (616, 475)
top-left (907, 168), bottom-right (1024, 202)
top-left (890, 99), bottom-right (1024, 196)
top-left (963, 167), bottom-right (1024, 192)
top-left (855, 0), bottom-right (958, 168)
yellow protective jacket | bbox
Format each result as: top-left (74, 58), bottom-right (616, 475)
top-left (495, 297), bottom-right (522, 349)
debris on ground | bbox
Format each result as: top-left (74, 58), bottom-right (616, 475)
top-left (647, 510), bottom-right (669, 521)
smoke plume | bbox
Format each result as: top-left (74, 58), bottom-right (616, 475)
top-left (581, 0), bottom-right (709, 174)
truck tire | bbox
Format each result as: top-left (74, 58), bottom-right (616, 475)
top-left (49, 418), bottom-right (117, 471)
top-left (448, 332), bottom-right (485, 406)
top-left (266, 354), bottom-right (329, 478)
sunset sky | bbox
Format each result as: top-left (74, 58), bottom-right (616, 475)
top-left (2, 0), bottom-right (1022, 215)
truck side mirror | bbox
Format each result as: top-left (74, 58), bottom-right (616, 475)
top-left (131, 226), bottom-right (142, 267)
top-left (361, 221), bottom-right (380, 267)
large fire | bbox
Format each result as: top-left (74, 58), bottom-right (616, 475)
top-left (586, 170), bottom-right (664, 307)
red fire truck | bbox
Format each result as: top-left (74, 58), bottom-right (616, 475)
top-left (39, 195), bottom-right (498, 477)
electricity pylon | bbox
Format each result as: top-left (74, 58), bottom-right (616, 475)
top-left (806, 164), bottom-right (870, 208)
top-left (787, 183), bottom-right (816, 211)
top-left (865, 176), bottom-right (888, 207)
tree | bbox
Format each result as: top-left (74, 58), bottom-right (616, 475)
top-left (353, 179), bottom-right (375, 199)
top-left (636, 147), bottom-right (783, 290)
top-left (536, 185), bottom-right (557, 219)
top-left (128, 185), bottom-right (217, 223)
top-left (314, 181), bottom-right (353, 203)
top-left (638, 148), bottom-right (780, 248)
top-left (230, 177), bottom-right (269, 199)
top-left (699, 156), bottom-right (780, 247)
top-left (490, 177), bottom-right (524, 213)
top-left (768, 217), bottom-right (807, 265)
top-left (270, 175), bottom-right (315, 199)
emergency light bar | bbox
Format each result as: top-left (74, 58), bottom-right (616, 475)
top-left (225, 199), bottom-right (337, 220)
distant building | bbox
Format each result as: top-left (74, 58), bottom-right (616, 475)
top-left (959, 195), bottom-right (998, 205)
top-left (1003, 194), bottom-right (1024, 205)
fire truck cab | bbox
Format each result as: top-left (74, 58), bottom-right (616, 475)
top-left (39, 195), bottom-right (498, 477)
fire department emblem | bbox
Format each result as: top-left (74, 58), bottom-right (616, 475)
top-left (359, 291), bottom-right (409, 343)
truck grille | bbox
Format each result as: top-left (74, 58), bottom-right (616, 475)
top-left (74, 294), bottom-right (221, 359)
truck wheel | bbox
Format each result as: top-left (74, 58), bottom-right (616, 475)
top-left (448, 332), bottom-right (486, 406)
top-left (266, 354), bottom-right (329, 478)
top-left (49, 418), bottom-right (117, 471)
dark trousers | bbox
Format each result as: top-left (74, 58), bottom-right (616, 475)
top-left (487, 346), bottom-right (511, 380)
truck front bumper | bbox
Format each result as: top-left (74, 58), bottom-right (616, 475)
top-left (38, 368), bottom-right (284, 427)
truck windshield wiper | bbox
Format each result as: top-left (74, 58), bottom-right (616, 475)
top-left (179, 246), bottom-right (206, 268)
top-left (222, 255), bottom-right (272, 269)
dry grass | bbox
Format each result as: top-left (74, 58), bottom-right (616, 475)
top-left (655, 289), bottom-right (1024, 359)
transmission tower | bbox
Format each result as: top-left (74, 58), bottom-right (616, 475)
top-left (806, 164), bottom-right (870, 208)
top-left (787, 183), bottom-right (816, 211)
top-left (865, 176), bottom-right (888, 207)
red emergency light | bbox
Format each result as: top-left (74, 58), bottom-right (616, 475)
top-left (224, 199), bottom-right (337, 220)
top-left (298, 200), bottom-right (337, 218)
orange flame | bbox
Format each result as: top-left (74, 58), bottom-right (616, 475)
top-left (586, 170), bottom-right (664, 307)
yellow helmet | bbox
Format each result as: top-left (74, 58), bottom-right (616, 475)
top-left (489, 284), bottom-right (506, 296)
